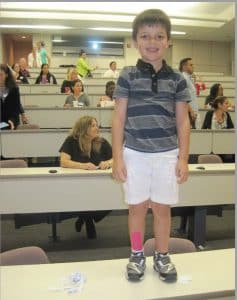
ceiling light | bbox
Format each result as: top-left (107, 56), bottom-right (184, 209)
top-left (89, 27), bottom-right (132, 32)
top-left (89, 41), bottom-right (124, 45)
top-left (0, 24), bottom-right (73, 30)
top-left (89, 27), bottom-right (186, 35)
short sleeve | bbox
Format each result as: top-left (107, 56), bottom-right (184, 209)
top-left (84, 94), bottom-right (90, 106)
top-left (175, 73), bottom-right (191, 103)
top-left (113, 67), bottom-right (130, 100)
top-left (65, 95), bottom-right (72, 105)
top-left (59, 136), bottom-right (73, 154)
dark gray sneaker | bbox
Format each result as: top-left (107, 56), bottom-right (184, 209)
top-left (126, 251), bottom-right (146, 281)
top-left (153, 253), bottom-right (177, 282)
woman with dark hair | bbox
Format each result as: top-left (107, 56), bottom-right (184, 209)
top-left (0, 64), bottom-right (22, 129)
top-left (59, 116), bottom-right (112, 238)
top-left (202, 96), bottom-right (234, 129)
top-left (35, 64), bottom-right (57, 84)
top-left (64, 79), bottom-right (90, 107)
top-left (97, 80), bottom-right (115, 107)
top-left (204, 83), bottom-right (223, 108)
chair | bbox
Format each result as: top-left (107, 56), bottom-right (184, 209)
top-left (0, 159), bottom-right (28, 168)
top-left (0, 246), bottom-right (49, 265)
top-left (16, 124), bottom-right (40, 130)
top-left (198, 154), bottom-right (223, 164)
top-left (143, 238), bottom-right (196, 257)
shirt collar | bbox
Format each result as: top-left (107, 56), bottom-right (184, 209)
top-left (136, 59), bottom-right (173, 75)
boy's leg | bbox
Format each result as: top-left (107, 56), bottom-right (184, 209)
top-left (151, 202), bottom-right (177, 282)
top-left (126, 200), bottom-right (149, 281)
top-left (128, 201), bottom-right (149, 245)
top-left (151, 202), bottom-right (170, 253)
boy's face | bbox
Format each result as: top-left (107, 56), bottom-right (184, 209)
top-left (135, 24), bottom-right (169, 66)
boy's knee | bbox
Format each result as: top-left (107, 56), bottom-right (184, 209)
top-left (151, 202), bottom-right (171, 217)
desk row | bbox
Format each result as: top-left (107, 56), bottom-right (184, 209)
top-left (19, 83), bottom-right (236, 96)
top-left (0, 129), bottom-right (234, 158)
top-left (23, 107), bottom-right (235, 129)
top-left (20, 93), bottom-right (235, 109)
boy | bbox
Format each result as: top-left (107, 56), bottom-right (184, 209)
top-left (112, 9), bottom-right (190, 282)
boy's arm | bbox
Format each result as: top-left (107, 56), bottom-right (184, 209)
top-left (112, 99), bottom-right (128, 182)
top-left (175, 101), bottom-right (190, 184)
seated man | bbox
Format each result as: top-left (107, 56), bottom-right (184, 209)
top-left (103, 61), bottom-right (120, 79)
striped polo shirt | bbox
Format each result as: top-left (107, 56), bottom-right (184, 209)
top-left (113, 59), bottom-right (191, 153)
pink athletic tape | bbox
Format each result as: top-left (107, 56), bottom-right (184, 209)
top-left (131, 232), bottom-right (143, 251)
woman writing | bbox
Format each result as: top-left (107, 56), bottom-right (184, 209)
top-left (35, 64), bottom-right (57, 84)
top-left (59, 116), bottom-right (112, 238)
top-left (61, 68), bottom-right (83, 94)
top-left (64, 79), bottom-right (90, 107)
top-left (202, 96), bottom-right (234, 129)
top-left (204, 83), bottom-right (223, 108)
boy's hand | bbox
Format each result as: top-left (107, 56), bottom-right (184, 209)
top-left (112, 158), bottom-right (127, 182)
top-left (175, 159), bottom-right (189, 184)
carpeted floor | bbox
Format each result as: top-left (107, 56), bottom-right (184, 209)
top-left (1, 207), bottom-right (235, 263)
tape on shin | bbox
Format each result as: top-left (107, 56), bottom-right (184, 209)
top-left (131, 232), bottom-right (143, 251)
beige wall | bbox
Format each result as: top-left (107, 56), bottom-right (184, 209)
top-left (0, 33), bottom-right (2, 63)
top-left (0, 33), bottom-right (233, 75)
top-left (172, 39), bottom-right (232, 75)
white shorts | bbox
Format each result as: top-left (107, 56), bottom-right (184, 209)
top-left (123, 147), bottom-right (179, 205)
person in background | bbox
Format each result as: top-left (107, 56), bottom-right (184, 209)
top-left (19, 57), bottom-right (30, 78)
top-left (103, 61), bottom-right (120, 79)
top-left (192, 73), bottom-right (206, 96)
top-left (76, 50), bottom-right (97, 78)
top-left (202, 95), bottom-right (234, 163)
top-left (61, 68), bottom-right (83, 94)
top-left (202, 96), bottom-right (234, 129)
top-left (12, 63), bottom-right (29, 84)
top-left (28, 46), bottom-right (42, 68)
top-left (179, 57), bottom-right (198, 129)
top-left (204, 83), bottom-right (223, 108)
top-left (0, 64), bottom-right (22, 129)
top-left (59, 116), bottom-right (112, 238)
top-left (35, 64), bottom-right (57, 84)
top-left (37, 41), bottom-right (51, 66)
top-left (97, 81), bottom-right (115, 107)
top-left (64, 79), bottom-right (90, 107)
top-left (7, 64), bottom-right (29, 124)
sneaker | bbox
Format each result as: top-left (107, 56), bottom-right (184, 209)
top-left (126, 251), bottom-right (146, 281)
top-left (153, 253), bottom-right (177, 282)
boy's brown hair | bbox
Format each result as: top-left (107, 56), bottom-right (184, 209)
top-left (132, 9), bottom-right (171, 41)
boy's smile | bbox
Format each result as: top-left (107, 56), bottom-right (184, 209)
top-left (135, 24), bottom-right (169, 71)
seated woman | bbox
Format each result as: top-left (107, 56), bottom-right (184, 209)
top-left (97, 81), bottom-right (115, 107)
top-left (35, 64), bottom-right (57, 84)
top-left (61, 67), bottom-right (83, 94)
top-left (202, 96), bottom-right (234, 129)
top-left (64, 79), bottom-right (90, 107)
top-left (204, 83), bottom-right (223, 108)
top-left (12, 63), bottom-right (29, 84)
top-left (0, 63), bottom-right (21, 129)
top-left (59, 116), bottom-right (112, 238)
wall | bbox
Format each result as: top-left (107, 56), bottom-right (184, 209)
top-left (0, 33), bottom-right (3, 63)
top-left (0, 33), bottom-right (233, 74)
top-left (172, 39), bottom-right (232, 74)
top-left (13, 40), bottom-right (32, 64)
